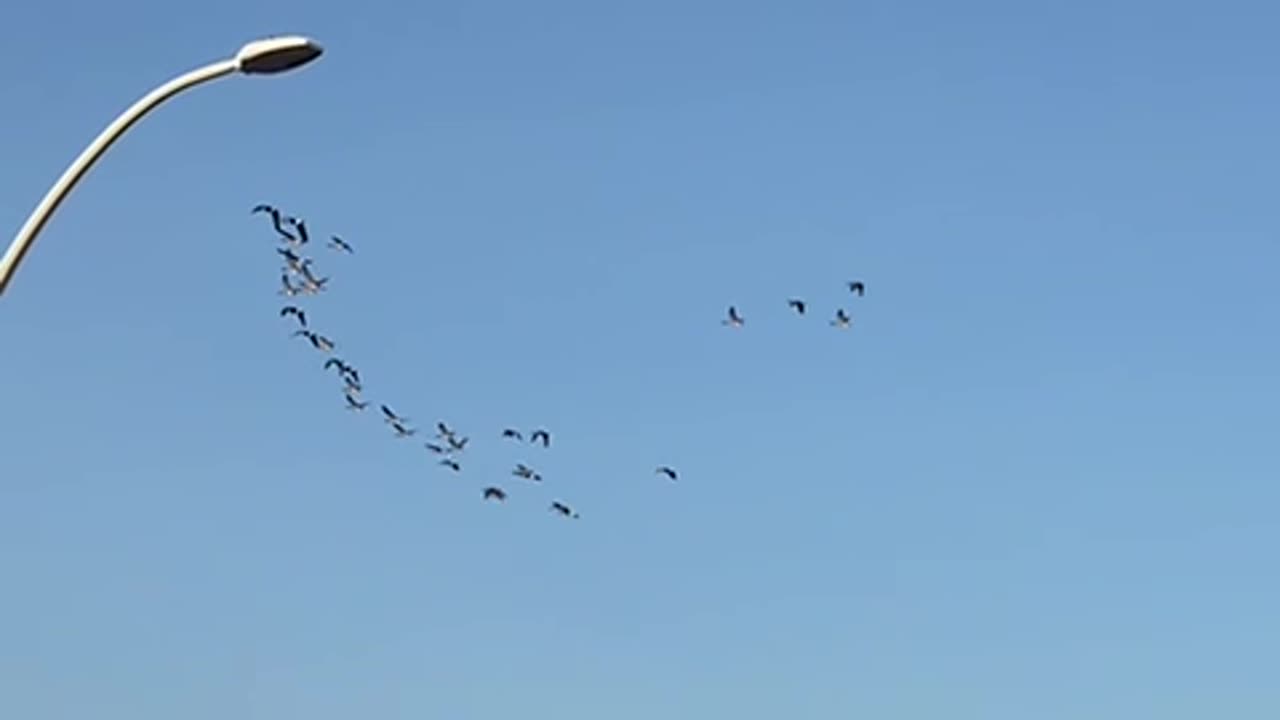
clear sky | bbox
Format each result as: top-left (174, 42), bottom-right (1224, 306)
top-left (3, 0), bottom-right (1279, 717)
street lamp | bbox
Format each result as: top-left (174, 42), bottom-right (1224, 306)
top-left (0, 35), bottom-right (323, 297)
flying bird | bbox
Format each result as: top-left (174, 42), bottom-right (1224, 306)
top-left (787, 299), bottom-right (807, 315)
top-left (292, 218), bottom-right (311, 245)
top-left (279, 274), bottom-right (302, 297)
top-left (722, 305), bottom-right (745, 328)
top-left (280, 305), bottom-right (307, 328)
top-left (447, 435), bottom-right (469, 452)
top-left (436, 421), bottom-right (455, 439)
top-left (253, 204), bottom-right (296, 241)
top-left (324, 357), bottom-right (350, 375)
top-left (831, 308), bottom-right (852, 329)
top-left (530, 429), bottom-right (551, 448)
top-left (483, 487), bottom-right (507, 502)
top-left (328, 235), bottom-right (354, 254)
top-left (424, 442), bottom-right (449, 454)
top-left (656, 466), bottom-right (678, 481)
top-left (342, 375), bottom-right (363, 396)
top-left (502, 428), bottom-right (523, 441)
top-left (549, 501), bottom-right (579, 519)
top-left (381, 405), bottom-right (408, 424)
top-left (391, 421), bottom-right (417, 438)
top-left (344, 393), bottom-right (368, 411)
top-left (513, 464), bottom-right (542, 482)
top-left (439, 458), bottom-right (462, 472)
top-left (848, 281), bottom-right (865, 296)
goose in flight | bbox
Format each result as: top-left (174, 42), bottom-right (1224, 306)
top-left (391, 421), bottom-right (417, 438)
top-left (787, 299), bottom-right (806, 315)
top-left (513, 464), bottom-right (542, 482)
top-left (424, 442), bottom-right (449, 454)
top-left (439, 458), bottom-right (462, 472)
top-left (722, 305), bottom-right (745, 328)
top-left (276, 247), bottom-right (308, 275)
top-left (292, 218), bottom-right (311, 245)
top-left (656, 466), bottom-right (678, 481)
top-left (324, 357), bottom-right (351, 375)
top-left (279, 274), bottom-right (302, 297)
top-left (280, 305), bottom-right (307, 328)
top-left (848, 281), bottom-right (865, 297)
top-left (530, 429), bottom-right (551, 448)
top-left (381, 405), bottom-right (408, 425)
top-left (292, 330), bottom-right (335, 352)
top-left (253, 204), bottom-right (296, 241)
top-left (483, 487), bottom-right (507, 502)
top-left (344, 393), bottom-right (368, 411)
top-left (831, 308), bottom-right (852, 329)
top-left (328, 235), bottom-right (354, 254)
top-left (436, 421), bottom-right (456, 440)
top-left (447, 435), bottom-right (469, 452)
top-left (300, 276), bottom-right (329, 295)
top-left (502, 428), bottom-right (523, 441)
top-left (549, 501), bottom-right (579, 519)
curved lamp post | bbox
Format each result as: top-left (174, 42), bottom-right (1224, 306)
top-left (0, 35), bottom-right (323, 297)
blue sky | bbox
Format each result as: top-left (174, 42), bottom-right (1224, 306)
top-left (3, 0), bottom-right (1279, 717)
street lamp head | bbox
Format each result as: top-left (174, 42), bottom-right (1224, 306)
top-left (235, 35), bottom-right (323, 75)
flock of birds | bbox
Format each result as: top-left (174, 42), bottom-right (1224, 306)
top-left (252, 203), bottom-right (691, 521)
top-left (721, 283), bottom-right (865, 330)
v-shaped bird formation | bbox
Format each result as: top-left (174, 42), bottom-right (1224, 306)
top-left (253, 203), bottom-right (687, 520)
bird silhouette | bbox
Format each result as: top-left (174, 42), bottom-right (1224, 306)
top-left (279, 274), bottom-right (302, 297)
top-left (391, 421), bottom-right (417, 438)
top-left (439, 458), bottom-right (462, 472)
top-left (831, 308), bottom-right (852, 329)
top-left (324, 357), bottom-right (350, 374)
top-left (513, 464), bottom-right (542, 482)
top-left (280, 305), bottom-right (307, 328)
top-left (530, 429), bottom-right (551, 448)
top-left (344, 393), bottom-right (368, 411)
top-left (549, 501), bottom-right (579, 519)
top-left (291, 331), bottom-right (334, 352)
top-left (502, 428), bottom-right (523, 441)
top-left (424, 442), bottom-right (449, 454)
top-left (381, 405), bottom-right (408, 424)
top-left (722, 305), bottom-right (745, 327)
top-left (483, 487), bottom-right (507, 502)
top-left (292, 218), bottom-right (311, 245)
top-left (328, 235), bottom-right (354, 254)
top-left (656, 466), bottom-right (678, 481)
top-left (447, 435), bottom-right (469, 452)
top-left (848, 281), bottom-right (865, 296)
top-left (253, 204), bottom-right (296, 241)
top-left (787, 299), bottom-right (807, 315)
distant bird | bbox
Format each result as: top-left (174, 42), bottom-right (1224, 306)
top-left (381, 405), bottom-right (408, 425)
top-left (549, 501), bottom-right (579, 519)
top-left (848, 281), bottom-right (865, 297)
top-left (513, 464), bottom-right (542, 482)
top-left (328, 235), bottom-right (354, 254)
top-left (292, 218), bottom-right (311, 245)
top-left (324, 357), bottom-right (350, 375)
top-left (253, 204), bottom-right (296, 241)
top-left (276, 247), bottom-right (308, 275)
top-left (343, 366), bottom-right (361, 386)
top-left (344, 393), bottom-right (368, 411)
top-left (787, 298), bottom-right (807, 315)
top-left (436, 421), bottom-right (455, 439)
top-left (722, 305), bottom-right (745, 328)
top-left (279, 274), bottom-right (302, 297)
top-left (299, 332), bottom-right (334, 352)
top-left (439, 458), bottom-right (462, 472)
top-left (447, 435), bottom-right (469, 452)
top-left (530, 429), bottom-right (551, 448)
top-left (342, 375), bottom-right (363, 396)
top-left (502, 428), bottom-right (523, 441)
top-left (656, 466), bottom-right (678, 481)
top-left (831, 308), bottom-right (852, 329)
top-left (391, 421), bottom-right (417, 438)
top-left (280, 305), bottom-right (307, 328)
top-left (424, 442), bottom-right (449, 454)
top-left (483, 487), bottom-right (507, 502)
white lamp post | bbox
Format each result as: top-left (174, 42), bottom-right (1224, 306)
top-left (0, 35), bottom-right (323, 297)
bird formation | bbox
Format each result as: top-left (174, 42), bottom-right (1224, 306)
top-left (724, 279), bottom-right (866, 330)
top-left (253, 203), bottom-right (684, 519)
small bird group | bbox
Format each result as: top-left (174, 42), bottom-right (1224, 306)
top-left (723, 279), bottom-right (865, 330)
